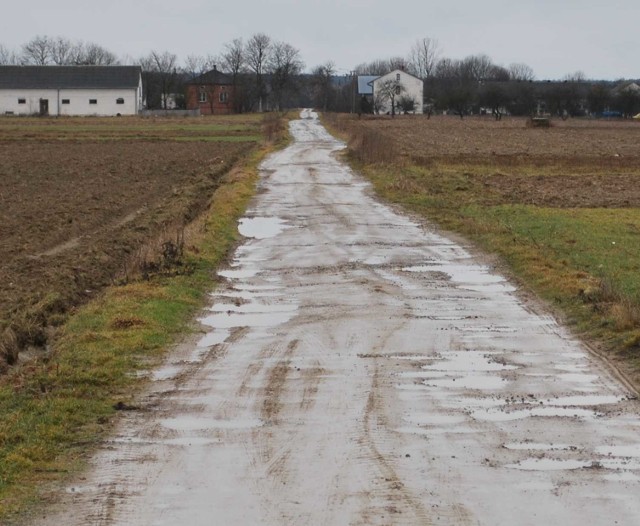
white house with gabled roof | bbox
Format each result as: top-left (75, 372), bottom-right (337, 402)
top-left (371, 69), bottom-right (424, 115)
top-left (0, 66), bottom-right (143, 116)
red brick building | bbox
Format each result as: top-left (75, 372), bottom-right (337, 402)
top-left (185, 66), bottom-right (234, 115)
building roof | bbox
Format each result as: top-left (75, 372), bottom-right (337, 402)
top-left (0, 66), bottom-right (142, 90)
top-left (188, 67), bottom-right (233, 85)
top-left (357, 76), bottom-right (377, 95)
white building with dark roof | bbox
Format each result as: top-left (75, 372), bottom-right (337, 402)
top-left (0, 66), bottom-right (143, 116)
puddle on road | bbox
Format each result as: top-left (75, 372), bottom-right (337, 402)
top-left (543, 395), bottom-right (626, 407)
top-left (153, 365), bottom-right (184, 381)
top-left (163, 437), bottom-right (221, 447)
top-left (161, 417), bottom-right (263, 432)
top-left (208, 303), bottom-right (296, 314)
top-left (424, 351), bottom-right (518, 373)
top-left (395, 426), bottom-right (477, 436)
top-left (596, 445), bottom-right (640, 457)
top-left (424, 375), bottom-right (508, 390)
top-left (200, 301), bottom-right (298, 330)
top-left (196, 329), bottom-right (230, 348)
top-left (218, 268), bottom-right (260, 280)
top-left (558, 373), bottom-right (599, 384)
top-left (603, 472), bottom-right (640, 482)
top-left (503, 443), bottom-right (579, 451)
top-left (473, 406), bottom-right (598, 422)
top-left (506, 458), bottom-right (592, 471)
top-left (238, 217), bottom-right (289, 239)
top-left (401, 263), bottom-right (516, 293)
top-left (404, 414), bottom-right (467, 426)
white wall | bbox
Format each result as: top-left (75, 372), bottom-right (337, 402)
top-left (372, 70), bottom-right (424, 115)
top-left (0, 85), bottom-right (142, 116)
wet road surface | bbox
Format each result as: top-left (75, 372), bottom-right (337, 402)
top-left (38, 110), bottom-right (640, 525)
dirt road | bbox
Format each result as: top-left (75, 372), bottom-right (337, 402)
top-left (37, 111), bottom-right (640, 525)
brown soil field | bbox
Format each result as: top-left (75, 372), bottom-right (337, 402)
top-left (0, 117), bottom-right (260, 366)
top-left (331, 114), bottom-right (640, 208)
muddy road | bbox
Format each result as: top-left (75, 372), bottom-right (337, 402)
top-left (37, 111), bottom-right (640, 525)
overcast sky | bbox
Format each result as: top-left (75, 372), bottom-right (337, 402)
top-left (2, 0), bottom-right (638, 80)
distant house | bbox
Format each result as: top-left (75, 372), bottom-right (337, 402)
top-left (185, 67), bottom-right (234, 115)
top-left (372, 69), bottom-right (424, 115)
top-left (0, 65), bottom-right (143, 116)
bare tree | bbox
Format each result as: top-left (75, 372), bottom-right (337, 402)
top-left (311, 61), bottom-right (335, 112)
top-left (220, 38), bottom-right (247, 112)
top-left (0, 44), bottom-right (19, 65)
top-left (408, 37), bottom-right (440, 79)
top-left (246, 33), bottom-right (271, 111)
top-left (184, 54), bottom-right (216, 78)
top-left (355, 57), bottom-right (410, 76)
top-left (21, 35), bottom-right (53, 65)
top-left (50, 37), bottom-right (75, 65)
top-left (75, 42), bottom-right (118, 65)
top-left (267, 41), bottom-right (304, 111)
top-left (508, 62), bottom-right (535, 81)
top-left (139, 51), bottom-right (179, 109)
top-left (375, 78), bottom-right (405, 117)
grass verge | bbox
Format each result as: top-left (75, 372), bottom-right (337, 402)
top-left (0, 115), bottom-right (291, 523)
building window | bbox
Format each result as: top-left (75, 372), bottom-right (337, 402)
top-left (89, 99), bottom-right (97, 105)
top-left (18, 98), bottom-right (26, 104)
top-left (116, 98), bottom-right (124, 104)
top-left (396, 73), bottom-right (401, 81)
top-left (199, 87), bottom-right (207, 103)
top-left (219, 91), bottom-right (228, 103)
top-left (61, 99), bottom-right (70, 105)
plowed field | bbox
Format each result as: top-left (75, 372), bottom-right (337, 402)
top-left (0, 116), bottom-right (261, 365)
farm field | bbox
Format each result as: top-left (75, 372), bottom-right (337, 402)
top-left (0, 115), bottom-right (263, 368)
top-left (326, 113), bottom-right (640, 383)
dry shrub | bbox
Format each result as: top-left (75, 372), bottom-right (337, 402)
top-left (122, 224), bottom-right (190, 282)
top-left (262, 112), bottom-right (285, 142)
top-left (349, 128), bottom-right (403, 166)
top-left (611, 298), bottom-right (640, 331)
top-left (526, 117), bottom-right (552, 128)
top-left (0, 327), bottom-right (19, 366)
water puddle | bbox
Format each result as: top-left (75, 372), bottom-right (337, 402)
top-left (596, 445), bottom-right (640, 457)
top-left (163, 437), bottom-right (221, 447)
top-left (558, 373), bottom-right (599, 384)
top-left (200, 301), bottom-right (297, 330)
top-left (238, 217), bottom-right (289, 239)
top-left (506, 459), bottom-right (592, 471)
top-left (503, 443), bottom-right (579, 451)
top-left (218, 268), bottom-right (260, 280)
top-left (544, 395), bottom-right (626, 407)
top-left (603, 473), bottom-right (640, 482)
top-left (395, 426), bottom-right (477, 436)
top-left (161, 417), bottom-right (263, 432)
top-left (208, 303), bottom-right (297, 314)
top-left (425, 352), bottom-right (518, 373)
top-left (473, 407), bottom-right (597, 422)
top-left (404, 414), bottom-right (467, 426)
top-left (401, 263), bottom-right (516, 293)
top-left (196, 329), bottom-right (231, 348)
top-left (153, 365), bottom-right (184, 381)
top-left (424, 375), bottom-right (507, 390)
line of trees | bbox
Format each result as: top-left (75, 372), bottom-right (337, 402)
top-left (2, 34), bottom-right (639, 117)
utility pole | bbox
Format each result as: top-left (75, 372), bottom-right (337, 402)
top-left (350, 71), bottom-right (356, 114)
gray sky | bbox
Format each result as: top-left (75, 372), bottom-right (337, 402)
top-left (2, 0), bottom-right (638, 79)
